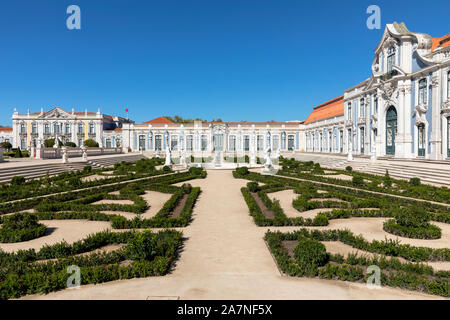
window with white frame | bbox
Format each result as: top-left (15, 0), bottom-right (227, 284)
top-left (65, 123), bottom-right (71, 134)
top-left (229, 135), bottom-right (236, 151)
top-left (186, 135), bottom-right (193, 151)
top-left (418, 78), bottom-right (427, 105)
top-left (243, 135), bottom-right (250, 151)
top-left (20, 123), bottom-right (26, 134)
top-left (155, 135), bottom-right (162, 151)
top-left (387, 46), bottom-right (396, 73)
top-left (89, 123), bottom-right (95, 134)
top-left (20, 139), bottom-right (26, 150)
top-left (78, 124), bottom-right (83, 134)
top-left (374, 97), bottom-right (378, 114)
top-left (44, 124), bottom-right (50, 134)
top-left (273, 135), bottom-right (279, 151)
top-left (201, 135), bottom-right (207, 151)
top-left (288, 135), bottom-right (295, 151)
top-left (347, 103), bottom-right (352, 120)
top-left (447, 71), bottom-right (450, 99)
top-left (359, 98), bottom-right (365, 117)
top-left (31, 123), bottom-right (37, 134)
top-left (257, 135), bottom-right (264, 151)
top-left (171, 135), bottom-right (178, 151)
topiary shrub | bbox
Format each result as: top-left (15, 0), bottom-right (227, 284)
top-left (352, 175), bottom-right (364, 187)
top-left (84, 139), bottom-right (99, 148)
top-left (44, 138), bottom-right (62, 148)
top-left (14, 147), bottom-right (23, 158)
top-left (188, 167), bottom-right (203, 175)
top-left (181, 183), bottom-right (192, 194)
top-left (236, 166), bottom-right (249, 176)
top-left (1, 141), bottom-right (12, 151)
top-left (64, 141), bottom-right (77, 147)
top-left (0, 213), bottom-right (46, 243)
top-left (82, 165), bottom-right (92, 173)
top-left (246, 181), bottom-right (259, 193)
top-left (383, 206), bottom-right (441, 239)
top-left (345, 166), bottom-right (353, 172)
top-left (125, 231), bottom-right (156, 261)
top-left (410, 177), bottom-right (421, 186)
top-left (293, 237), bottom-right (329, 274)
top-left (383, 170), bottom-right (392, 187)
top-left (162, 165), bottom-right (171, 173)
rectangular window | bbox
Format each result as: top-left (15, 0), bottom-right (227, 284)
top-left (89, 124), bottom-right (95, 134)
top-left (419, 79), bottom-right (427, 105)
top-left (78, 139), bottom-right (83, 147)
top-left (347, 103), bottom-right (352, 120)
top-left (360, 98), bottom-right (365, 117)
top-left (186, 135), bottom-right (193, 151)
top-left (44, 124), bottom-right (50, 134)
top-left (257, 135), bottom-right (263, 151)
top-left (387, 46), bottom-right (396, 73)
top-left (155, 135), bottom-right (162, 151)
top-left (116, 139), bottom-right (121, 147)
top-left (65, 124), bottom-right (71, 134)
top-left (374, 97), bottom-right (378, 114)
top-left (273, 135), bottom-right (279, 151)
top-left (21, 139), bottom-right (26, 150)
top-left (138, 135), bottom-right (146, 151)
top-left (288, 135), bottom-right (295, 151)
top-left (229, 135), bottom-right (236, 151)
top-left (447, 71), bottom-right (450, 99)
top-left (54, 123), bottom-right (60, 134)
top-left (360, 127), bottom-right (365, 153)
top-left (20, 124), bottom-right (26, 134)
top-left (78, 124), bottom-right (83, 134)
top-left (171, 135), bottom-right (178, 151)
top-left (31, 124), bottom-right (37, 134)
top-left (201, 135), bottom-right (207, 151)
top-left (244, 135), bottom-right (250, 151)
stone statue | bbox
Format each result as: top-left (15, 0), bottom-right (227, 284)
top-left (165, 145), bottom-right (171, 166)
top-left (264, 146), bottom-right (272, 167)
top-left (347, 141), bottom-right (353, 161)
top-left (215, 151), bottom-right (222, 166)
top-left (180, 148), bottom-right (187, 167)
top-left (53, 135), bottom-right (59, 148)
top-left (61, 146), bottom-right (68, 164)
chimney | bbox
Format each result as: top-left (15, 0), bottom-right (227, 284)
top-left (40, 107), bottom-right (44, 115)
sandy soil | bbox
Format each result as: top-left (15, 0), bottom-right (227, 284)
top-left (140, 191), bottom-right (173, 219)
top-left (0, 220), bottom-right (111, 253)
top-left (319, 174), bottom-right (353, 181)
top-left (81, 174), bottom-right (112, 182)
top-left (22, 171), bottom-right (445, 300)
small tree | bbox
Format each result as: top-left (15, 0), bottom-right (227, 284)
top-left (64, 141), bottom-right (77, 147)
top-left (246, 181), bottom-right (259, 193)
top-left (1, 141), bottom-right (12, 151)
top-left (14, 147), bottom-right (23, 158)
top-left (410, 177), bottom-right (421, 186)
top-left (345, 166), bottom-right (353, 172)
top-left (383, 170), bottom-right (392, 187)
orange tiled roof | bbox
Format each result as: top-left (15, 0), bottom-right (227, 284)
top-left (142, 117), bottom-right (174, 124)
top-left (0, 127), bottom-right (12, 131)
top-left (431, 34), bottom-right (450, 51)
top-left (303, 95), bottom-right (344, 124)
top-left (113, 128), bottom-right (122, 131)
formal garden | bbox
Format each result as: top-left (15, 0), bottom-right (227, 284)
top-left (234, 157), bottom-right (449, 297)
top-left (0, 157), bottom-right (206, 299)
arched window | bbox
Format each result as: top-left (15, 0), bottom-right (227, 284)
top-left (419, 78), bottom-right (427, 105)
top-left (387, 46), bottom-right (396, 73)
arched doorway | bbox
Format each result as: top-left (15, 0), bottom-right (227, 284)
top-left (386, 106), bottom-right (397, 155)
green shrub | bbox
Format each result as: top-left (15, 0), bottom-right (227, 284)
top-left (11, 176), bottom-right (25, 186)
top-left (293, 237), bottom-right (329, 269)
top-left (1, 141), bottom-right (12, 150)
top-left (0, 213), bottom-right (46, 243)
top-left (84, 139), bottom-right (99, 148)
top-left (125, 231), bottom-right (157, 261)
top-left (236, 166), bottom-right (249, 175)
top-left (44, 138), bottom-right (62, 148)
top-left (410, 177), bottom-right (421, 186)
top-left (345, 166), bottom-right (353, 172)
top-left (181, 183), bottom-right (192, 194)
top-left (352, 175), bottom-right (364, 187)
top-left (162, 165), bottom-right (171, 172)
top-left (188, 167), bottom-right (203, 175)
top-left (14, 147), bottom-right (23, 158)
top-left (384, 170), bottom-right (392, 187)
top-left (395, 207), bottom-right (432, 228)
top-left (246, 182), bottom-right (259, 193)
top-left (83, 166), bottom-right (92, 173)
top-left (64, 142), bottom-right (77, 147)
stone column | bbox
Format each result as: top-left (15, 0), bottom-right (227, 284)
top-left (430, 75), bottom-right (442, 160)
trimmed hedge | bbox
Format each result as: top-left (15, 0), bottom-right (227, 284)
top-left (0, 213), bottom-right (46, 243)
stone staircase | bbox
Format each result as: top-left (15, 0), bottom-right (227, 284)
top-left (0, 154), bottom-right (147, 183)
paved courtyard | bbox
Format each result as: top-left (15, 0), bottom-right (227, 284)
top-left (21, 170), bottom-right (444, 300)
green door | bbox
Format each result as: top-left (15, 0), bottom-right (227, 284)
top-left (386, 107), bottom-right (397, 155)
top-left (418, 124), bottom-right (425, 157)
top-left (447, 117), bottom-right (450, 157)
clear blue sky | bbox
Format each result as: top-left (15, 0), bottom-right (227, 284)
top-left (0, 0), bottom-right (448, 126)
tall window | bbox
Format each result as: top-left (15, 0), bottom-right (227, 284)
top-left (20, 123), bottom-right (26, 134)
top-left (21, 139), bottom-right (26, 150)
top-left (347, 103), bottom-right (352, 120)
top-left (65, 124), bottom-right (71, 134)
top-left (359, 98), bottom-right (365, 117)
top-left (155, 135), bottom-right (162, 151)
top-left (418, 124), bottom-right (425, 156)
top-left (171, 135), bottom-right (178, 151)
top-left (54, 123), bottom-right (60, 134)
top-left (360, 127), bottom-right (365, 153)
top-left (257, 135), bottom-right (264, 151)
top-left (44, 124), bottom-right (50, 134)
top-left (288, 135), bottom-right (295, 151)
top-left (116, 139), bottom-right (121, 147)
top-left (273, 135), bottom-right (279, 151)
top-left (374, 97), bottom-right (378, 114)
top-left (387, 46), bottom-right (396, 73)
top-left (31, 123), bottom-right (37, 134)
top-left (229, 135), bottom-right (236, 151)
top-left (186, 135), bottom-right (193, 151)
top-left (78, 124), bottom-right (83, 134)
top-left (89, 123), bottom-right (95, 134)
top-left (447, 71), bottom-right (450, 99)
top-left (419, 78), bottom-right (427, 105)
top-left (201, 135), bottom-right (207, 151)
top-left (243, 135), bottom-right (250, 151)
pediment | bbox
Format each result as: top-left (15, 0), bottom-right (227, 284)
top-left (38, 107), bottom-right (74, 120)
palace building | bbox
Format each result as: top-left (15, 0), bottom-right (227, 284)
top-left (3, 23), bottom-right (450, 161)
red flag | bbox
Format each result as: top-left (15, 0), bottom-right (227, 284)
top-left (125, 108), bottom-right (128, 112)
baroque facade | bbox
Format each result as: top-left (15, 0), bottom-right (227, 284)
top-left (4, 22), bottom-right (449, 161)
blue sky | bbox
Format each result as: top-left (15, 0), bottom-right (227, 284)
top-left (0, 0), bottom-right (448, 126)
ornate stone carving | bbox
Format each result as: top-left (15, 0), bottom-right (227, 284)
top-left (414, 104), bottom-right (428, 125)
top-left (381, 82), bottom-right (395, 101)
top-left (430, 76), bottom-right (439, 88)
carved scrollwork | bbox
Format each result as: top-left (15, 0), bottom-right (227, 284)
top-left (414, 104), bottom-right (428, 125)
